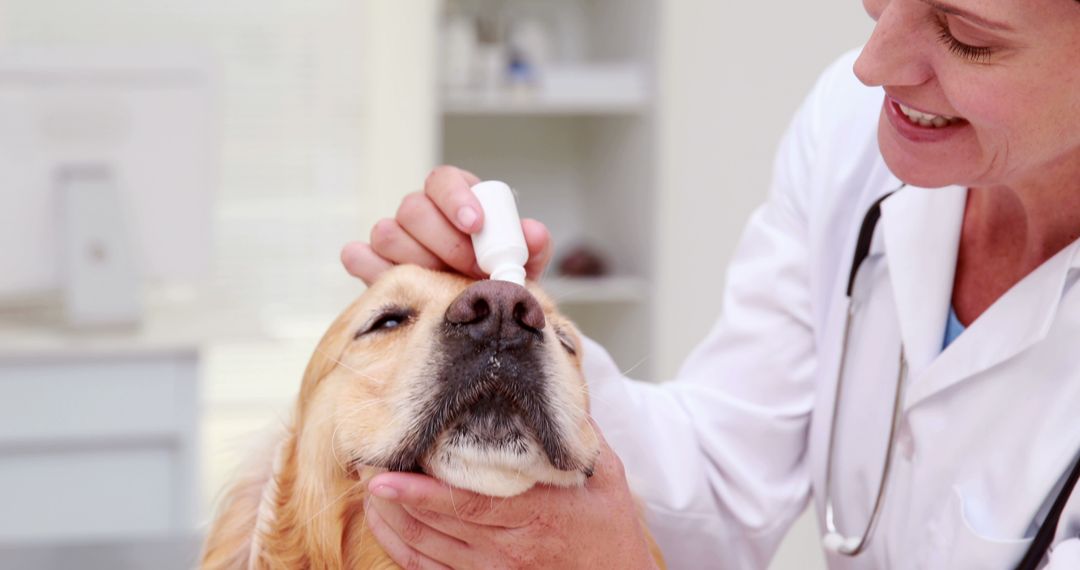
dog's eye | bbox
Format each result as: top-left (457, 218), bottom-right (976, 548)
top-left (373, 315), bottom-right (405, 330)
top-left (356, 309), bottom-right (413, 339)
top-left (554, 328), bottom-right (577, 355)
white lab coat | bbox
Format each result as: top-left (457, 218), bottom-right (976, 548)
top-left (583, 48), bottom-right (1080, 569)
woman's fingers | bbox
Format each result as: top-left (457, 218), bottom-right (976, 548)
top-left (365, 498), bottom-right (464, 570)
top-left (521, 218), bottom-right (553, 279)
top-left (369, 218), bottom-right (449, 272)
top-left (340, 241), bottom-right (394, 285)
top-left (344, 165), bottom-right (555, 283)
top-left (401, 503), bottom-right (482, 545)
top-left (396, 192), bottom-right (485, 278)
top-left (368, 473), bottom-right (535, 529)
top-left (424, 166), bottom-right (484, 233)
top-left (363, 420), bottom-right (658, 569)
top-left (585, 418), bottom-right (628, 488)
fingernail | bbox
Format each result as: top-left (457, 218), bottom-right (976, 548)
top-left (456, 207), bottom-right (478, 231)
top-left (371, 485), bottom-right (399, 500)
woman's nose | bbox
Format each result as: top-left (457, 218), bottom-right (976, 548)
top-left (853, 1), bottom-right (933, 88)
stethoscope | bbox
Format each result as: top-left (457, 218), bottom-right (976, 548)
top-left (819, 188), bottom-right (1080, 569)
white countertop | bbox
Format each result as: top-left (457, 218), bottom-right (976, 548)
top-left (0, 296), bottom-right (264, 359)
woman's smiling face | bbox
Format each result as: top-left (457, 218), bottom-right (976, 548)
top-left (854, 0), bottom-right (1080, 190)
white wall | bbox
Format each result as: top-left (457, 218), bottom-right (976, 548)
top-left (359, 0), bottom-right (438, 216)
top-left (0, 0), bottom-right (439, 519)
top-left (654, 2), bottom-right (875, 568)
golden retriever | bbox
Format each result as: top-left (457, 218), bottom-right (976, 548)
top-left (200, 265), bottom-right (662, 568)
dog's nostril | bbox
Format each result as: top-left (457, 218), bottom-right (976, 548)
top-left (471, 299), bottom-right (490, 322)
top-left (513, 302), bottom-right (528, 326)
top-left (445, 280), bottom-right (546, 341)
top-left (513, 300), bottom-right (544, 331)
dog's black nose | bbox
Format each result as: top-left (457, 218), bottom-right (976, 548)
top-left (445, 280), bottom-right (545, 345)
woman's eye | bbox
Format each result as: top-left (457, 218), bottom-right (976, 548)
top-left (355, 310), bottom-right (413, 339)
top-left (934, 18), bottom-right (994, 64)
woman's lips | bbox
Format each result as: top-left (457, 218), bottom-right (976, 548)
top-left (883, 94), bottom-right (969, 143)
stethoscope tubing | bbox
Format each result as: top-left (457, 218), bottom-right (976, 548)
top-left (822, 190), bottom-right (899, 556)
top-left (821, 302), bottom-right (907, 556)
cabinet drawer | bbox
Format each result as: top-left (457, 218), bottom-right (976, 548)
top-left (0, 356), bottom-right (194, 444)
top-left (0, 446), bottom-right (176, 541)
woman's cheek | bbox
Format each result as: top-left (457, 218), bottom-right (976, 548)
top-left (937, 67), bottom-right (1001, 127)
top-left (965, 84), bottom-right (1029, 141)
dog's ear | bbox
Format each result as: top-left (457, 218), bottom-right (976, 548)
top-left (201, 424), bottom-right (296, 570)
top-left (298, 297), bottom-right (364, 402)
top-left (200, 466), bottom-right (273, 569)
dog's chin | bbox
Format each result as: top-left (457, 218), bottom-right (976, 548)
top-left (421, 438), bottom-right (587, 498)
top-left (419, 413), bottom-right (588, 497)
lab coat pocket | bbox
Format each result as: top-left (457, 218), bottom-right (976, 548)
top-left (927, 487), bottom-right (1033, 569)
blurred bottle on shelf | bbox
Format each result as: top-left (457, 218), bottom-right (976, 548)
top-left (472, 13), bottom-right (506, 95)
top-left (441, 6), bottom-right (477, 91)
top-left (440, 1), bottom-right (555, 97)
top-left (505, 17), bottom-right (550, 92)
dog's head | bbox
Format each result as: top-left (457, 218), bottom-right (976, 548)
top-left (298, 264), bottom-right (598, 497)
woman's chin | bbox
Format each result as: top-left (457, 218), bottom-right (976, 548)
top-left (878, 125), bottom-right (968, 189)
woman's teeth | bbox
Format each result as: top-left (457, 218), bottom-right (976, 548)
top-left (897, 102), bottom-right (960, 128)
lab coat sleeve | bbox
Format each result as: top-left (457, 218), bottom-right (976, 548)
top-left (583, 53), bottom-right (844, 569)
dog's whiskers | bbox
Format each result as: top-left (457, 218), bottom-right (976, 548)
top-left (568, 382), bottom-right (615, 409)
top-left (330, 422), bottom-right (349, 474)
top-left (547, 281), bottom-right (606, 304)
top-left (358, 494), bottom-right (372, 556)
top-left (557, 397), bottom-right (601, 451)
top-left (315, 347), bottom-right (387, 385)
top-left (496, 464), bottom-right (527, 511)
top-left (294, 398), bottom-right (386, 444)
top-left (620, 354), bottom-right (650, 378)
top-left (448, 484), bottom-right (463, 524)
top-left (302, 479), bottom-right (366, 528)
top-left (338, 399), bottom-right (387, 414)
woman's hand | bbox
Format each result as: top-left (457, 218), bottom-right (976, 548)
top-left (341, 165), bottom-right (554, 285)
top-left (364, 429), bottom-right (659, 570)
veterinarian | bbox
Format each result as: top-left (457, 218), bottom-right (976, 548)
top-left (341, 0), bottom-right (1080, 567)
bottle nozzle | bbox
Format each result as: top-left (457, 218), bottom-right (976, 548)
top-left (489, 265), bottom-right (526, 285)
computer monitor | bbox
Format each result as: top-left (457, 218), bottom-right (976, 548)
top-left (0, 49), bottom-right (216, 325)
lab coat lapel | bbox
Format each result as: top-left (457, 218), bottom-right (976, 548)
top-left (907, 238), bottom-right (1080, 409)
top-left (881, 184), bottom-right (1080, 411)
top-left (878, 184), bottom-right (967, 376)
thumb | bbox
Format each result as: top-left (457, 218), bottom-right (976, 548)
top-left (584, 418), bottom-right (627, 487)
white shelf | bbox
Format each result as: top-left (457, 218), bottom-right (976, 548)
top-left (442, 63), bottom-right (649, 116)
top-left (539, 276), bottom-right (648, 304)
top-left (438, 0), bottom-right (657, 376)
top-left (442, 89), bottom-right (647, 116)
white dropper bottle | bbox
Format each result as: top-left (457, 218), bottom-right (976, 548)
top-left (470, 181), bottom-right (528, 286)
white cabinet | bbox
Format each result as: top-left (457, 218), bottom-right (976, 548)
top-left (437, 0), bottom-right (659, 377)
top-left (0, 344), bottom-right (199, 543)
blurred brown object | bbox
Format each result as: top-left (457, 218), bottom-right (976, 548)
top-left (557, 244), bottom-right (608, 277)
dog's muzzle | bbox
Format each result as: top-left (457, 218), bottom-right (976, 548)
top-left (386, 280), bottom-right (579, 474)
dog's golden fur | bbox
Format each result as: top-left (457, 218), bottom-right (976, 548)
top-left (201, 266), bottom-right (663, 569)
